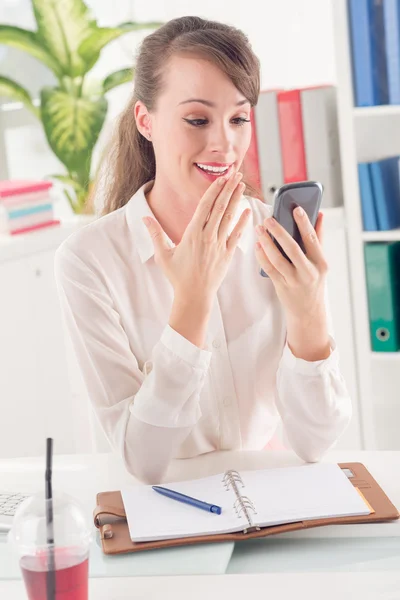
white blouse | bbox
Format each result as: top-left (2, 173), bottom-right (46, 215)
top-left (54, 181), bottom-right (352, 483)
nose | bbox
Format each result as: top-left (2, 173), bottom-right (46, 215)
top-left (208, 121), bottom-right (234, 155)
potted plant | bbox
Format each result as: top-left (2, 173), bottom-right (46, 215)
top-left (0, 0), bottom-right (162, 214)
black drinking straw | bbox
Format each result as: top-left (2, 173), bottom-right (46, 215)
top-left (45, 438), bottom-right (56, 600)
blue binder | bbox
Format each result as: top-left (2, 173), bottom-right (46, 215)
top-left (358, 163), bottom-right (378, 231)
top-left (383, 0), bottom-right (400, 104)
top-left (348, 0), bottom-right (389, 106)
top-left (370, 157), bottom-right (400, 230)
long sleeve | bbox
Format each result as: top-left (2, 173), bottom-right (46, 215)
top-left (275, 291), bottom-right (352, 463)
top-left (54, 246), bottom-right (212, 483)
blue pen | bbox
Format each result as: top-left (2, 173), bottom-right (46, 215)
top-left (152, 485), bottom-right (222, 515)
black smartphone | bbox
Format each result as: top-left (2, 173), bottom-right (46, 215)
top-left (260, 181), bottom-right (323, 277)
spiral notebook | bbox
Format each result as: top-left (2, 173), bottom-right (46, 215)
top-left (120, 463), bottom-right (372, 543)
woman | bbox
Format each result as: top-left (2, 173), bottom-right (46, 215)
top-left (54, 16), bottom-right (351, 484)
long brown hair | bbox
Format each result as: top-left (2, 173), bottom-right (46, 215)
top-left (99, 16), bottom-right (261, 216)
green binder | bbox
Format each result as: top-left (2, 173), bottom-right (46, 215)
top-left (364, 242), bottom-right (400, 352)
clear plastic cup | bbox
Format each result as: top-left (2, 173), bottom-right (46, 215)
top-left (8, 490), bottom-right (91, 600)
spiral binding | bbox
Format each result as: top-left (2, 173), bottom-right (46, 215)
top-left (222, 470), bottom-right (260, 534)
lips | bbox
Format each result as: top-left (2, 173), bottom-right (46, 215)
top-left (194, 163), bottom-right (234, 181)
top-left (196, 163), bottom-right (230, 172)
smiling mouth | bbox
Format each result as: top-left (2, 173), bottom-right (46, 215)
top-left (194, 163), bottom-right (232, 175)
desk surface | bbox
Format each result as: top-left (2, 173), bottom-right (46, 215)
top-left (1, 449), bottom-right (400, 581)
top-left (2, 572), bottom-right (400, 600)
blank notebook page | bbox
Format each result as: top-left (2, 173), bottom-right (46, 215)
top-left (242, 463), bottom-right (370, 527)
top-left (121, 473), bottom-right (248, 542)
top-left (121, 463), bottom-right (371, 542)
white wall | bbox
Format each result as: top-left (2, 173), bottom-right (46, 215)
top-left (133, 0), bottom-right (337, 89)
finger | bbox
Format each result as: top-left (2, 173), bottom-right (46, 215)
top-left (142, 217), bottom-right (171, 258)
top-left (218, 182), bottom-right (246, 240)
top-left (256, 223), bottom-right (295, 281)
top-left (203, 172), bottom-right (243, 236)
top-left (255, 242), bottom-right (284, 284)
top-left (314, 212), bottom-right (324, 245)
top-left (226, 207), bottom-right (251, 252)
top-left (292, 206), bottom-right (325, 266)
top-left (188, 174), bottom-right (229, 233)
top-left (262, 217), bottom-right (309, 272)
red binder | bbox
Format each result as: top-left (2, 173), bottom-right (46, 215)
top-left (277, 89), bottom-right (307, 183)
top-left (242, 108), bottom-right (262, 198)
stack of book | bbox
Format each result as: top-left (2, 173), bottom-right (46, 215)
top-left (358, 156), bottom-right (400, 231)
top-left (348, 0), bottom-right (400, 107)
top-left (0, 180), bottom-right (60, 236)
top-left (243, 85), bottom-right (342, 208)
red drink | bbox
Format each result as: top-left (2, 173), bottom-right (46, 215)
top-left (20, 547), bottom-right (88, 600)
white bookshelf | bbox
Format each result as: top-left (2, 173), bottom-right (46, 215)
top-left (371, 352), bottom-right (400, 361)
top-left (354, 105), bottom-right (400, 161)
top-left (362, 229), bottom-right (400, 242)
top-left (353, 105), bottom-right (400, 117)
top-left (332, 0), bottom-right (400, 451)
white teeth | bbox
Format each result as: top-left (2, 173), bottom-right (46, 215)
top-left (196, 163), bottom-right (229, 174)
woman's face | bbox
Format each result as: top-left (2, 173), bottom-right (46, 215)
top-left (137, 55), bottom-right (253, 201)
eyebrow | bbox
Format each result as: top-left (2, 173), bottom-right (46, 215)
top-left (178, 98), bottom-right (250, 107)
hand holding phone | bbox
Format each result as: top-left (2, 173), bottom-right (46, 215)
top-left (260, 181), bottom-right (323, 277)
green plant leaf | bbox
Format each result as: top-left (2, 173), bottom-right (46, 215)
top-left (49, 174), bottom-right (81, 192)
top-left (50, 173), bottom-right (87, 212)
top-left (78, 21), bottom-right (163, 72)
top-left (40, 86), bottom-right (107, 173)
top-left (0, 76), bottom-right (39, 117)
top-left (49, 174), bottom-right (79, 211)
top-left (31, 0), bottom-right (96, 77)
top-left (0, 25), bottom-right (62, 77)
top-left (103, 68), bottom-right (134, 93)
top-left (50, 173), bottom-right (92, 212)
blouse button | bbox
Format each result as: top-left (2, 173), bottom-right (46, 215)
top-left (212, 339), bottom-right (221, 349)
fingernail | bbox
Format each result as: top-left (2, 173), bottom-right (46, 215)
top-left (143, 217), bottom-right (152, 226)
top-left (267, 217), bottom-right (275, 228)
top-left (256, 225), bottom-right (264, 235)
top-left (295, 206), bottom-right (304, 217)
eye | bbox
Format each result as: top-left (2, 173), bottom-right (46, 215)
top-left (231, 117), bottom-right (251, 127)
top-left (183, 117), bottom-right (251, 128)
top-left (183, 118), bottom-right (208, 127)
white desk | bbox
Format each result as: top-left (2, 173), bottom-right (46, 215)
top-left (2, 572), bottom-right (400, 600)
top-left (1, 450), bottom-right (400, 583)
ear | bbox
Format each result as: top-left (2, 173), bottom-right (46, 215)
top-left (134, 100), bottom-right (152, 141)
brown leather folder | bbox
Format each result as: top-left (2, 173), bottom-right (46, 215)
top-left (93, 462), bottom-right (399, 555)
